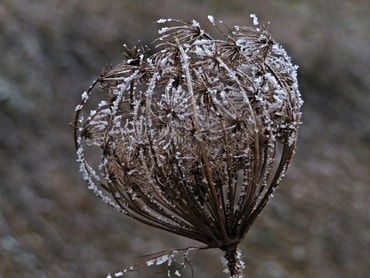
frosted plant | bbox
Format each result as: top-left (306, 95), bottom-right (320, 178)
top-left (73, 14), bottom-right (302, 278)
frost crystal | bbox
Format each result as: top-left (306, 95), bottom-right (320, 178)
top-left (250, 13), bottom-right (259, 26)
top-left (74, 15), bottom-right (302, 278)
top-left (208, 15), bottom-right (215, 25)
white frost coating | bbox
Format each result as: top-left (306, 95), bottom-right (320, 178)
top-left (76, 138), bottom-right (123, 212)
top-left (207, 15), bottom-right (215, 25)
top-left (236, 249), bottom-right (245, 270)
top-left (74, 104), bottom-right (83, 111)
top-left (193, 39), bottom-right (216, 57)
top-left (250, 13), bottom-right (259, 25)
top-left (221, 256), bottom-right (230, 274)
top-left (191, 19), bottom-right (200, 27)
top-left (157, 18), bottom-right (172, 23)
top-left (156, 254), bottom-right (170, 265)
top-left (158, 27), bottom-right (169, 34)
top-left (81, 91), bottom-right (89, 100)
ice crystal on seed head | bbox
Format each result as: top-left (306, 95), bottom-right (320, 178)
top-left (208, 15), bottom-right (215, 25)
top-left (74, 15), bottom-right (302, 278)
top-left (250, 13), bottom-right (259, 25)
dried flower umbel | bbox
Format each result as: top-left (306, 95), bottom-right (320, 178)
top-left (74, 15), bottom-right (302, 277)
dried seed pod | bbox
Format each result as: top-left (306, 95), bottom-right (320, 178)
top-left (74, 15), bottom-right (302, 278)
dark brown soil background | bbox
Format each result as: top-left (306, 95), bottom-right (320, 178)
top-left (1, 1), bottom-right (369, 277)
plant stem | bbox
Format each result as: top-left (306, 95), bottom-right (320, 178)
top-left (223, 244), bottom-right (244, 278)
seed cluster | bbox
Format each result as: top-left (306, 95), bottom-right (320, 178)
top-left (74, 16), bottom-right (302, 277)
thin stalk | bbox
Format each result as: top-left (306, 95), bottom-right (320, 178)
top-left (223, 244), bottom-right (245, 278)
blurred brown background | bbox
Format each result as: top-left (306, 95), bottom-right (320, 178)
top-left (0, 0), bottom-right (369, 277)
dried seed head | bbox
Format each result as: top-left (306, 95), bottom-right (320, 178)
top-left (74, 15), bottom-right (302, 276)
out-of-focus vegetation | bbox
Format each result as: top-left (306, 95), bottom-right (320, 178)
top-left (0, 0), bottom-right (369, 277)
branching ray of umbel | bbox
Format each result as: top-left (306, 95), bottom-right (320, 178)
top-left (74, 15), bottom-right (302, 277)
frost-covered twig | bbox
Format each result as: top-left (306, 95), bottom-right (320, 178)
top-left (106, 246), bottom-right (208, 278)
